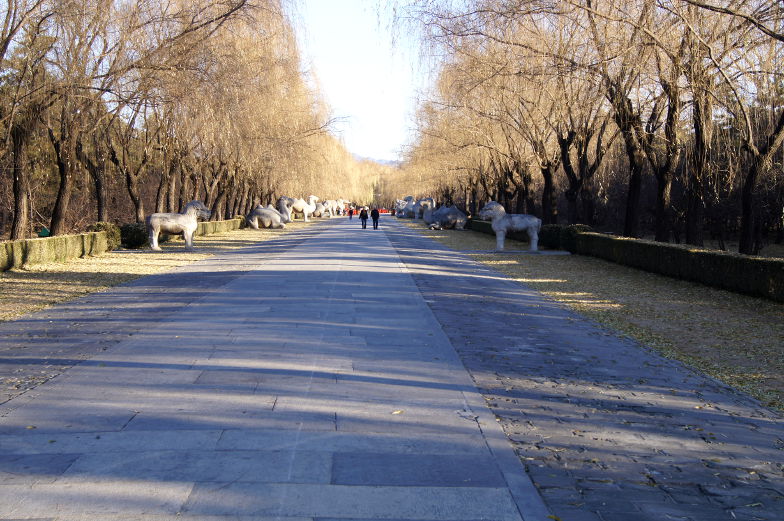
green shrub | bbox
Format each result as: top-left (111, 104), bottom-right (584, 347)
top-left (1, 231), bottom-right (109, 272)
top-left (0, 241), bottom-right (16, 271)
top-left (120, 223), bottom-right (148, 249)
top-left (88, 222), bottom-right (121, 251)
top-left (571, 232), bottom-right (784, 302)
top-left (470, 219), bottom-right (494, 235)
top-left (560, 224), bottom-right (592, 252)
top-left (539, 225), bottom-right (563, 249)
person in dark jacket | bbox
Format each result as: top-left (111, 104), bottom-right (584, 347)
top-left (359, 207), bottom-right (369, 229)
top-left (348, 207), bottom-right (354, 220)
top-left (370, 207), bottom-right (380, 229)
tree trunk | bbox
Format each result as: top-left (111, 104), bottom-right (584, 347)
top-left (10, 124), bottom-right (31, 240)
top-left (685, 87), bottom-right (712, 246)
top-left (190, 173), bottom-right (200, 201)
top-left (558, 132), bottom-right (581, 224)
top-left (623, 163), bottom-right (643, 238)
top-left (654, 169), bottom-right (673, 242)
top-left (48, 127), bottom-right (77, 236)
top-left (75, 138), bottom-right (109, 223)
top-left (579, 185), bottom-right (595, 225)
top-left (167, 153), bottom-right (180, 212)
top-left (608, 81), bottom-right (645, 238)
top-left (540, 164), bottom-right (558, 225)
top-left (237, 182), bottom-right (249, 216)
top-left (155, 168), bottom-right (168, 213)
top-left (179, 171), bottom-right (191, 211)
top-left (210, 187), bottom-right (227, 220)
top-left (685, 183), bottom-right (704, 246)
top-left (126, 169), bottom-right (146, 223)
top-left (738, 163), bottom-right (759, 254)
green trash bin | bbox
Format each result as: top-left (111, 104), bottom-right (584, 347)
top-left (37, 227), bottom-right (50, 237)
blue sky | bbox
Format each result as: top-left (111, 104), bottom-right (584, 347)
top-left (293, 1), bottom-right (429, 162)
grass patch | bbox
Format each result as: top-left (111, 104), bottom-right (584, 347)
top-left (0, 222), bottom-right (314, 322)
top-left (407, 220), bottom-right (784, 411)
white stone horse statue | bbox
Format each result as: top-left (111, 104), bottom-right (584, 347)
top-left (147, 200), bottom-right (211, 251)
top-left (246, 205), bottom-right (286, 229)
top-left (478, 201), bottom-right (541, 251)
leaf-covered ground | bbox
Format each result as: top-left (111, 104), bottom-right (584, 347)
top-left (0, 223), bottom-right (313, 323)
top-left (405, 221), bottom-right (784, 411)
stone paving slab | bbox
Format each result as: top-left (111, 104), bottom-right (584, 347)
top-left (386, 219), bottom-right (784, 521)
top-left (0, 218), bottom-right (547, 520)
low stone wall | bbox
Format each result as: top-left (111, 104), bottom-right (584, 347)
top-left (195, 217), bottom-right (244, 236)
top-left (1, 232), bottom-right (109, 272)
top-left (470, 220), bottom-right (784, 303)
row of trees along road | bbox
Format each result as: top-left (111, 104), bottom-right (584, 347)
top-left (0, 0), bottom-right (382, 241)
top-left (386, 0), bottom-right (784, 254)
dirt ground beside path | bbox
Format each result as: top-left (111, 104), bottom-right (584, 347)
top-left (0, 222), bottom-right (313, 323)
top-left (407, 222), bottom-right (784, 412)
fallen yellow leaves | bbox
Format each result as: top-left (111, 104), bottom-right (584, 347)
top-left (416, 225), bottom-right (784, 412)
top-left (0, 223), bottom-right (314, 323)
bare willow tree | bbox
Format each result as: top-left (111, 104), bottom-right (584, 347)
top-left (393, 0), bottom-right (784, 254)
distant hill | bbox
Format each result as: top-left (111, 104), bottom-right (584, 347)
top-left (354, 155), bottom-right (402, 168)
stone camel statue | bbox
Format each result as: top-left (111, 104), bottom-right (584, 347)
top-left (322, 199), bottom-right (339, 217)
top-left (478, 201), bottom-right (541, 251)
top-left (147, 200), bottom-right (211, 251)
top-left (312, 202), bottom-right (327, 218)
top-left (246, 205), bottom-right (286, 229)
top-left (289, 195), bottom-right (319, 221)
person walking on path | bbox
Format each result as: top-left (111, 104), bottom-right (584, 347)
top-left (359, 207), bottom-right (368, 229)
top-left (348, 207), bottom-right (354, 220)
top-left (371, 207), bottom-right (380, 229)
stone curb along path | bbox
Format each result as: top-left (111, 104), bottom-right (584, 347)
top-left (385, 220), bottom-right (784, 521)
top-left (0, 217), bottom-right (552, 521)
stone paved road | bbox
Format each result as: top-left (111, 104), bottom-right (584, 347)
top-left (2, 217), bottom-right (783, 521)
top-left (386, 220), bottom-right (784, 521)
top-left (0, 218), bottom-right (549, 521)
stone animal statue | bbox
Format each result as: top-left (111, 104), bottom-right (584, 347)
top-left (413, 198), bottom-right (435, 220)
top-left (422, 200), bottom-right (438, 224)
top-left (276, 196), bottom-right (294, 223)
top-left (265, 203), bottom-right (285, 219)
top-left (289, 195), bottom-right (319, 221)
top-left (312, 202), bottom-right (327, 218)
top-left (431, 204), bottom-right (467, 230)
top-left (478, 201), bottom-right (541, 251)
top-left (322, 199), bottom-right (340, 217)
top-left (147, 200), bottom-right (211, 251)
top-left (394, 199), bottom-right (407, 217)
top-left (396, 196), bottom-right (416, 218)
top-left (246, 205), bottom-right (285, 229)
